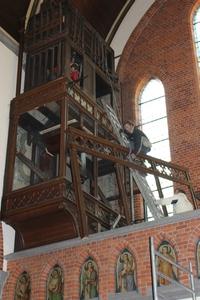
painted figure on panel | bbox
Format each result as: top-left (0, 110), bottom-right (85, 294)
top-left (116, 249), bottom-right (136, 293)
top-left (47, 265), bottom-right (63, 300)
top-left (70, 51), bottom-right (82, 82)
top-left (14, 271), bottom-right (31, 300)
top-left (80, 258), bottom-right (98, 299)
top-left (196, 240), bottom-right (200, 277)
top-left (157, 241), bottom-right (178, 285)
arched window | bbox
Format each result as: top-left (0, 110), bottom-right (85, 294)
top-left (138, 79), bottom-right (173, 216)
top-left (193, 6), bottom-right (200, 66)
top-left (139, 78), bottom-right (170, 161)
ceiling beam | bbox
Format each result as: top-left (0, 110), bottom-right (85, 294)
top-left (106, 0), bottom-right (135, 45)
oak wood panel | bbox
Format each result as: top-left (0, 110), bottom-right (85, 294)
top-left (15, 210), bottom-right (78, 250)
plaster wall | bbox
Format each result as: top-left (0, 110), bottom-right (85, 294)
top-left (0, 31), bottom-right (18, 263)
top-left (109, 0), bottom-right (155, 67)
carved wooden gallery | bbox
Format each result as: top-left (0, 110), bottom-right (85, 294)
top-left (1, 0), bottom-right (197, 254)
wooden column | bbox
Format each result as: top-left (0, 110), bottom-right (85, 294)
top-left (70, 147), bottom-right (88, 237)
top-left (59, 98), bottom-right (67, 177)
top-left (92, 120), bottom-right (98, 197)
top-left (151, 161), bottom-right (168, 217)
top-left (16, 18), bottom-right (25, 96)
top-left (115, 164), bottom-right (131, 224)
top-left (3, 110), bottom-right (19, 197)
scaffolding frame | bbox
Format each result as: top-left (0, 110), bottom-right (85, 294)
top-left (149, 236), bottom-right (196, 300)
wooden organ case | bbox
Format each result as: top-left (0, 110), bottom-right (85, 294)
top-left (1, 0), bottom-right (197, 251)
top-left (1, 0), bottom-right (127, 251)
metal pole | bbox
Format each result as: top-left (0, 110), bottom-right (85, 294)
top-left (149, 237), bottom-right (159, 300)
top-left (189, 262), bottom-right (196, 300)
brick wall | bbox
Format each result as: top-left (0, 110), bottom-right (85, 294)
top-left (118, 0), bottom-right (200, 190)
top-left (2, 213), bottom-right (200, 299)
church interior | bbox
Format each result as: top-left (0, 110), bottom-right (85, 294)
top-left (1, 0), bottom-right (200, 299)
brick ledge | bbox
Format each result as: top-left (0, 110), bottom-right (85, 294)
top-left (4, 209), bottom-right (200, 261)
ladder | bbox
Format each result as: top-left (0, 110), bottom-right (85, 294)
top-left (103, 103), bottom-right (163, 220)
top-left (131, 169), bottom-right (163, 219)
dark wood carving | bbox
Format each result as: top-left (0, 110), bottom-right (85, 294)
top-left (24, 0), bottom-right (117, 91)
top-left (1, 0), bottom-right (197, 251)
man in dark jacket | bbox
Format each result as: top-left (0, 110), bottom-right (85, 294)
top-left (123, 120), bottom-right (152, 156)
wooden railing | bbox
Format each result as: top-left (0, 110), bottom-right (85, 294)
top-left (66, 79), bottom-right (116, 137)
top-left (67, 127), bottom-right (197, 209)
top-left (68, 128), bottom-right (192, 185)
top-left (83, 192), bottom-right (126, 228)
top-left (2, 125), bottom-right (198, 241)
top-left (3, 176), bottom-right (125, 230)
